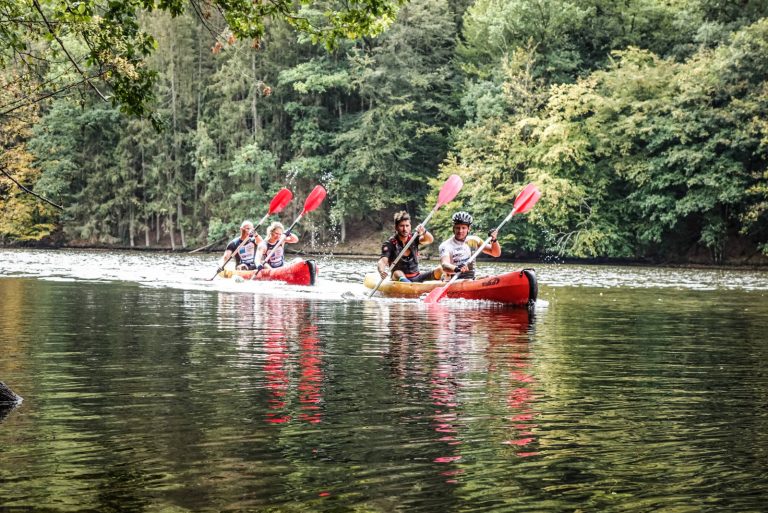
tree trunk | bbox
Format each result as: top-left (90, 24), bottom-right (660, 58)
top-left (251, 52), bottom-right (260, 138)
top-left (145, 222), bottom-right (150, 247)
top-left (168, 213), bottom-right (176, 250)
top-left (177, 196), bottom-right (186, 248)
top-left (156, 213), bottom-right (161, 244)
top-left (129, 204), bottom-right (135, 247)
top-left (340, 216), bottom-right (346, 243)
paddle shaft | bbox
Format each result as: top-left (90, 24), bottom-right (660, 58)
top-left (368, 204), bottom-right (439, 297)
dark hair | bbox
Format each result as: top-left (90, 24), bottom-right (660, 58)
top-left (394, 210), bottom-right (410, 225)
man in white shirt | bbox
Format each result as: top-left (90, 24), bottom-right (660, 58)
top-left (438, 211), bottom-right (500, 280)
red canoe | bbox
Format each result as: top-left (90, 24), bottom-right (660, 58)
top-left (218, 259), bottom-right (318, 286)
top-left (363, 269), bottom-right (537, 307)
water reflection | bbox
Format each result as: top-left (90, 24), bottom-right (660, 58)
top-left (215, 294), bottom-right (325, 426)
top-left (3, 271), bottom-right (768, 511)
top-left (373, 301), bottom-right (538, 484)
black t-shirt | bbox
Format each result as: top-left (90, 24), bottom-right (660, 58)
top-left (381, 235), bottom-right (420, 275)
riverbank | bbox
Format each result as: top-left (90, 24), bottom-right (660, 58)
top-left (3, 235), bottom-right (768, 269)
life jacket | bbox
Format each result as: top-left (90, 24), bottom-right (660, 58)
top-left (231, 237), bottom-right (257, 266)
top-left (262, 239), bottom-right (286, 268)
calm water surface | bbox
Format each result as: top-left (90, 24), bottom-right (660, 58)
top-left (1, 249), bottom-right (767, 512)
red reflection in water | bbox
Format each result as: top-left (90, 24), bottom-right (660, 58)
top-left (264, 331), bottom-right (291, 424)
top-left (426, 306), bottom-right (476, 477)
top-left (492, 322), bottom-right (540, 457)
top-left (425, 304), bottom-right (540, 481)
top-left (248, 299), bottom-right (325, 426)
top-left (376, 300), bottom-right (540, 486)
top-left (298, 324), bottom-right (323, 424)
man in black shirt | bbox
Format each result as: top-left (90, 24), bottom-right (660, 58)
top-left (377, 211), bottom-right (436, 283)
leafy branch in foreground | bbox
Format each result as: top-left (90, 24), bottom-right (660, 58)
top-left (0, 0), bottom-right (405, 120)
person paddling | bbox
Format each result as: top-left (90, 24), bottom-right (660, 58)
top-left (377, 211), bottom-right (436, 283)
top-left (438, 211), bottom-right (500, 280)
top-left (220, 220), bottom-right (264, 271)
top-left (254, 221), bottom-right (300, 270)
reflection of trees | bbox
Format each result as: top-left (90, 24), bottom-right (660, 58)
top-left (0, 280), bottom-right (27, 424)
top-left (1, 282), bottom-right (331, 510)
top-left (5, 276), bottom-right (768, 509)
top-left (426, 305), bottom-right (538, 483)
top-left (530, 286), bottom-right (768, 508)
top-left (0, 279), bottom-right (28, 377)
top-left (379, 302), bottom-right (537, 486)
top-left (0, 280), bottom-right (210, 510)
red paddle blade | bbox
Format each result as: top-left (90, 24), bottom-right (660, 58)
top-left (302, 185), bottom-right (327, 214)
top-left (269, 188), bottom-right (293, 214)
top-left (513, 183), bottom-right (542, 215)
top-left (424, 284), bottom-right (449, 304)
top-left (437, 174), bottom-right (463, 207)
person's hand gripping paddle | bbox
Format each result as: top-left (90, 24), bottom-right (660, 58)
top-left (208, 188), bottom-right (293, 281)
top-left (424, 183), bottom-right (542, 304)
top-left (368, 174), bottom-right (464, 298)
top-left (251, 185), bottom-right (327, 280)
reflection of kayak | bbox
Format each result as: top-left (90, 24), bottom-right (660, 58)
top-left (364, 269), bottom-right (537, 307)
top-left (219, 259), bottom-right (318, 286)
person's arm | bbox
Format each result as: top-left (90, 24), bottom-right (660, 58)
top-left (254, 242), bottom-right (267, 268)
top-left (483, 229), bottom-right (501, 257)
top-left (220, 249), bottom-right (233, 267)
top-left (440, 254), bottom-right (468, 275)
top-left (377, 256), bottom-right (391, 279)
top-left (377, 240), bottom-right (395, 278)
top-left (416, 225), bottom-right (434, 245)
top-left (284, 232), bottom-right (299, 244)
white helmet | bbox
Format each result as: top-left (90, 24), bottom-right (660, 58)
top-left (452, 211), bottom-right (473, 226)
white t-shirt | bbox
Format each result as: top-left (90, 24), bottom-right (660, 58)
top-left (438, 235), bottom-right (486, 273)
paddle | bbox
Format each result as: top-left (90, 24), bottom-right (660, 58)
top-left (368, 174), bottom-right (464, 298)
top-left (208, 188), bottom-right (293, 281)
top-left (423, 183), bottom-right (542, 304)
top-left (250, 185), bottom-right (327, 280)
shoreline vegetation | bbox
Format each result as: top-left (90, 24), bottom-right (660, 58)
top-left (2, 3), bottom-right (768, 267)
top-left (3, 236), bottom-right (767, 269)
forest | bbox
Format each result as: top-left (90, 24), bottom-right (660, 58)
top-left (1, 0), bottom-right (768, 264)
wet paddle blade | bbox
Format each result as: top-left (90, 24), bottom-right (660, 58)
top-left (269, 188), bottom-right (293, 214)
top-left (437, 174), bottom-right (463, 207)
top-left (424, 283), bottom-right (449, 304)
top-left (513, 183), bottom-right (542, 215)
top-left (302, 185), bottom-right (327, 214)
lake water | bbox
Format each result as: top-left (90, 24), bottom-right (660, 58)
top-left (1, 248), bottom-right (767, 512)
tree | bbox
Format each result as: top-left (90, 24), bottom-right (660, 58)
top-left (0, 72), bottom-right (58, 241)
top-left (330, 0), bottom-right (461, 229)
top-left (0, 0), bottom-right (406, 121)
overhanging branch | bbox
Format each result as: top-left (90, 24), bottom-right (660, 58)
top-left (31, 0), bottom-right (108, 103)
top-left (0, 165), bottom-right (64, 211)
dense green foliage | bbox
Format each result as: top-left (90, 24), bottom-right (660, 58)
top-left (2, 0), bottom-right (768, 263)
top-left (441, 2), bottom-right (768, 262)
